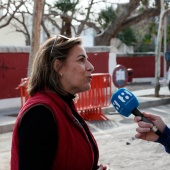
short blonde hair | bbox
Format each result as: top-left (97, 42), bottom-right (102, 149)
top-left (27, 35), bottom-right (82, 96)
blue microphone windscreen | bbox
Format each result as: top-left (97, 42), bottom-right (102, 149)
top-left (111, 88), bottom-right (139, 117)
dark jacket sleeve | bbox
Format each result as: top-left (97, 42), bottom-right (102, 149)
top-left (18, 105), bottom-right (58, 170)
top-left (155, 126), bottom-right (170, 154)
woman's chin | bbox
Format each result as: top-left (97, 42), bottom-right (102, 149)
top-left (80, 85), bottom-right (91, 93)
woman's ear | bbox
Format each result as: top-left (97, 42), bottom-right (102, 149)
top-left (53, 59), bottom-right (61, 72)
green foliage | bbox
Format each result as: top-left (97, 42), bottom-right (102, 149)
top-left (134, 20), bottom-right (157, 52)
top-left (143, 34), bottom-right (152, 44)
top-left (148, 21), bottom-right (157, 35)
top-left (54, 0), bottom-right (78, 13)
top-left (117, 27), bottom-right (137, 46)
top-left (49, 0), bottom-right (170, 49)
top-left (140, 0), bottom-right (149, 6)
top-left (97, 5), bottom-right (138, 46)
top-left (97, 6), bottom-right (117, 29)
top-left (142, 22), bottom-right (157, 44)
top-left (136, 43), bottom-right (155, 52)
top-left (166, 24), bottom-right (170, 42)
top-left (137, 33), bottom-right (155, 52)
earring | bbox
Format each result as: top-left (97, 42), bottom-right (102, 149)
top-left (60, 73), bottom-right (63, 78)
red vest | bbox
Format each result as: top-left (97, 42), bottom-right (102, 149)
top-left (11, 90), bottom-right (99, 170)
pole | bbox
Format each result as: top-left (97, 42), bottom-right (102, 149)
top-left (155, 0), bottom-right (170, 96)
top-left (164, 16), bottom-right (167, 80)
top-left (155, 0), bottom-right (165, 97)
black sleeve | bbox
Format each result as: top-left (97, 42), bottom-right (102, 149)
top-left (155, 126), bottom-right (170, 154)
top-left (18, 105), bottom-right (58, 170)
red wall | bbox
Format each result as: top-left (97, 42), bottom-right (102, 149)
top-left (87, 52), bottom-right (109, 73)
top-left (117, 54), bottom-right (165, 78)
top-left (0, 52), bottom-right (109, 99)
top-left (0, 53), bottom-right (28, 99)
top-left (0, 51), bottom-right (165, 99)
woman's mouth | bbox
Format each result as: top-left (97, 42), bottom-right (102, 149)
top-left (88, 76), bottom-right (92, 82)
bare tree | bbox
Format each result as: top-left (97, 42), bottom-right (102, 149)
top-left (0, 0), bottom-right (163, 46)
top-left (11, 12), bottom-right (31, 45)
top-left (94, 0), bottom-right (161, 45)
top-left (0, 0), bottom-right (33, 45)
top-left (0, 0), bottom-right (26, 28)
top-left (44, 0), bottom-right (162, 46)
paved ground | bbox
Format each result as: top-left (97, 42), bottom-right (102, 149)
top-left (126, 82), bottom-right (155, 91)
top-left (94, 103), bottom-right (170, 170)
top-left (0, 83), bottom-right (170, 170)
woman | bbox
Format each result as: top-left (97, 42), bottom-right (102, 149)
top-left (11, 35), bottom-right (108, 170)
top-left (134, 112), bottom-right (170, 154)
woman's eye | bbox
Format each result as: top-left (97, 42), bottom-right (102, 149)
top-left (78, 58), bottom-right (84, 62)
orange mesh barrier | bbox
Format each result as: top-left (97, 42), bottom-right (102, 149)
top-left (17, 77), bottom-right (29, 108)
top-left (75, 73), bottom-right (112, 121)
top-left (18, 73), bottom-right (112, 120)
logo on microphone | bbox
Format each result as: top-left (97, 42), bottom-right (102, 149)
top-left (111, 88), bottom-right (139, 116)
top-left (112, 89), bottom-right (133, 110)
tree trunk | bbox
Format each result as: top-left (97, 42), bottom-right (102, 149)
top-left (27, 0), bottom-right (44, 77)
top-left (61, 16), bottom-right (72, 37)
top-left (94, 32), bottom-right (114, 46)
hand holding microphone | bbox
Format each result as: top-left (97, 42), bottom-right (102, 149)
top-left (134, 112), bottom-right (166, 141)
top-left (111, 88), bottom-right (162, 136)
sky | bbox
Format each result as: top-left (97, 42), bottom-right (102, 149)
top-left (0, 0), bottom-right (129, 4)
top-left (48, 0), bottom-right (129, 5)
top-left (46, 0), bottom-right (130, 24)
top-left (47, 0), bottom-right (130, 14)
top-left (0, 0), bottom-right (130, 16)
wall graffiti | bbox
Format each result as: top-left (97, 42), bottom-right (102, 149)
top-left (0, 61), bottom-right (16, 78)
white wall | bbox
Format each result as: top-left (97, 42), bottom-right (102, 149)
top-left (0, 24), bottom-right (26, 46)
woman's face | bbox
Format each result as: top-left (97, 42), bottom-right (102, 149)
top-left (58, 44), bottom-right (94, 95)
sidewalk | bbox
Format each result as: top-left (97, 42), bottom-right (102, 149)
top-left (0, 97), bottom-right (20, 134)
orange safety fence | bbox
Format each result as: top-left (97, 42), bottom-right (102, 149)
top-left (17, 77), bottom-right (29, 107)
top-left (17, 73), bottom-right (112, 121)
top-left (75, 73), bottom-right (112, 121)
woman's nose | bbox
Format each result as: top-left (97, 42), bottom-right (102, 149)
top-left (86, 61), bottom-right (94, 72)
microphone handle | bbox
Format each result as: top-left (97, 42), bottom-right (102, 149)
top-left (132, 108), bottom-right (162, 136)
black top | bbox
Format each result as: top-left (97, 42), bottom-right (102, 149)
top-left (18, 93), bottom-right (98, 170)
top-left (18, 105), bottom-right (57, 170)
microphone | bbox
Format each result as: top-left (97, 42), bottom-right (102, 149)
top-left (111, 88), bottom-right (161, 136)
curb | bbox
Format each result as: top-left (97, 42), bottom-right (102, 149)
top-left (0, 123), bottom-right (14, 134)
top-left (138, 98), bottom-right (170, 109)
top-left (0, 107), bottom-right (20, 134)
